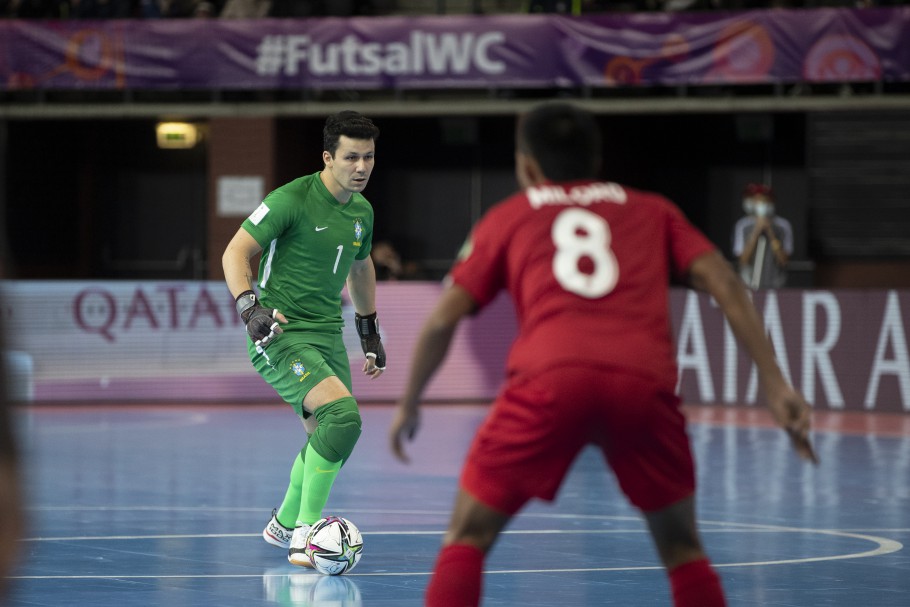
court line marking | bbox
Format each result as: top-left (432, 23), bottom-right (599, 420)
top-left (7, 528), bottom-right (836, 542)
top-left (11, 520), bottom-right (902, 580)
top-left (17, 528), bottom-right (907, 543)
top-left (29, 413), bottom-right (210, 434)
top-left (23, 506), bottom-right (479, 513)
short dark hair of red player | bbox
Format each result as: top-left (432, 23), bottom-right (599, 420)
top-left (517, 102), bottom-right (602, 182)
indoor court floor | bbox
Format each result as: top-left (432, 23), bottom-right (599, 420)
top-left (5, 402), bottom-right (909, 606)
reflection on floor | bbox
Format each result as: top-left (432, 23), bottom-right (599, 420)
top-left (6, 403), bottom-right (909, 606)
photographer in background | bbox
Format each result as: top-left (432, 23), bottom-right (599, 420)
top-left (732, 183), bottom-right (794, 289)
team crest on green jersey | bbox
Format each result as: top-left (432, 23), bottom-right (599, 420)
top-left (290, 360), bottom-right (310, 382)
top-left (353, 218), bottom-right (364, 246)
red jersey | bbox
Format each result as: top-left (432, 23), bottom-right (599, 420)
top-left (449, 180), bottom-right (716, 392)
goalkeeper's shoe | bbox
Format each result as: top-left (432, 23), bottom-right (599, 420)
top-left (288, 524), bottom-right (314, 568)
top-left (263, 508), bottom-right (294, 549)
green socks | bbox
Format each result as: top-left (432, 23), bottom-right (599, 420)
top-left (297, 446), bottom-right (343, 526)
top-left (286, 396), bottom-right (363, 527)
top-left (276, 447), bottom-right (305, 528)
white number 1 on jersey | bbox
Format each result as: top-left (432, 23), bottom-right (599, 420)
top-left (333, 245), bottom-right (343, 274)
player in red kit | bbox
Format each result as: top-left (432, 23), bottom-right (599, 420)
top-left (389, 102), bottom-right (818, 607)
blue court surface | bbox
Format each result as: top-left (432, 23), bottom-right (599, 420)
top-left (5, 403), bottom-right (909, 606)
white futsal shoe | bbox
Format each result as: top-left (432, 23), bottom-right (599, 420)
top-left (288, 524), bottom-right (314, 568)
top-left (263, 508), bottom-right (294, 549)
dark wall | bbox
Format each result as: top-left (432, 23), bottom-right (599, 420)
top-left (1, 110), bottom-right (892, 285)
top-left (272, 112), bottom-right (807, 279)
top-left (4, 120), bottom-right (207, 279)
top-left (270, 115), bottom-right (518, 277)
top-left (808, 111), bottom-right (910, 258)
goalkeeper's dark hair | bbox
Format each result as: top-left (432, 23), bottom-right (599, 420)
top-left (324, 111), bottom-right (380, 157)
top-left (516, 102), bottom-right (601, 182)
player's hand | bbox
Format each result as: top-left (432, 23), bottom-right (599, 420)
top-left (362, 355), bottom-right (385, 379)
top-left (355, 312), bottom-right (386, 379)
top-left (389, 402), bottom-right (419, 463)
top-left (236, 291), bottom-right (288, 349)
top-left (766, 382), bottom-right (819, 465)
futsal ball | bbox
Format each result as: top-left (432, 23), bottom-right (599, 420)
top-left (305, 516), bottom-right (364, 576)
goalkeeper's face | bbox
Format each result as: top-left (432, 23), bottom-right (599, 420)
top-left (323, 136), bottom-right (375, 201)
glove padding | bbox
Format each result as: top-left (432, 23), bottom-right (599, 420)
top-left (355, 312), bottom-right (386, 369)
top-left (236, 290), bottom-right (280, 348)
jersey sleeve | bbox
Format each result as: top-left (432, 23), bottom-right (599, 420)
top-left (241, 190), bottom-right (293, 248)
top-left (665, 199), bottom-right (718, 281)
top-left (448, 205), bottom-right (510, 310)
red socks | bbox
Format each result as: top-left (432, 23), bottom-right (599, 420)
top-left (425, 546), bottom-right (723, 607)
top-left (425, 544), bottom-right (484, 607)
top-left (669, 558), bottom-right (727, 607)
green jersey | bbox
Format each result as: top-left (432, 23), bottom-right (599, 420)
top-left (242, 172), bottom-right (374, 333)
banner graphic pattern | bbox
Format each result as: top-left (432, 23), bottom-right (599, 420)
top-left (1, 281), bottom-right (908, 412)
top-left (2, 9), bottom-right (908, 91)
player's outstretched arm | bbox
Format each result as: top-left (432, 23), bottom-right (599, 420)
top-left (348, 257), bottom-right (386, 379)
top-left (223, 228), bottom-right (264, 299)
top-left (223, 228), bottom-right (288, 348)
top-left (390, 284), bottom-right (476, 463)
top-left (687, 251), bottom-right (818, 464)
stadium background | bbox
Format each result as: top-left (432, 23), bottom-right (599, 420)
top-left (1, 4), bottom-right (909, 411)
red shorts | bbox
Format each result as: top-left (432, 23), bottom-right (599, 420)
top-left (460, 363), bottom-right (695, 515)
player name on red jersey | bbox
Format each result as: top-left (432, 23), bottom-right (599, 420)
top-left (526, 182), bottom-right (628, 209)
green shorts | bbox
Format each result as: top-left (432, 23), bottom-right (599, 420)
top-left (248, 330), bottom-right (353, 417)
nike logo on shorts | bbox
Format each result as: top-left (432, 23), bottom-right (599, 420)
top-left (315, 226), bottom-right (328, 231)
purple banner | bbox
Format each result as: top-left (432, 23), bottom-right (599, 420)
top-left (672, 289), bottom-right (910, 414)
top-left (1, 8), bottom-right (908, 91)
top-left (2, 280), bottom-right (908, 412)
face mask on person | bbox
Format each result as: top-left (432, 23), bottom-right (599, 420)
top-left (754, 202), bottom-right (774, 217)
top-left (744, 196), bottom-right (774, 217)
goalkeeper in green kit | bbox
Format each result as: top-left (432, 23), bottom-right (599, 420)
top-left (222, 111), bottom-right (386, 567)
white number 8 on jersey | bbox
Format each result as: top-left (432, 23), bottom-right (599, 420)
top-left (551, 207), bottom-right (619, 299)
